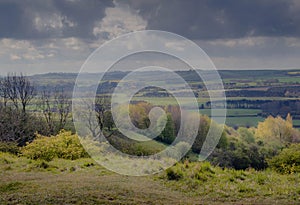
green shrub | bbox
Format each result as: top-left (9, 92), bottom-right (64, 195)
top-left (105, 131), bottom-right (166, 156)
top-left (35, 160), bottom-right (50, 169)
top-left (166, 166), bottom-right (184, 180)
top-left (238, 127), bottom-right (255, 144)
top-left (165, 161), bottom-right (216, 182)
top-left (256, 173), bottom-right (268, 185)
top-left (21, 130), bottom-right (89, 161)
top-left (268, 143), bottom-right (300, 174)
top-left (0, 142), bottom-right (20, 154)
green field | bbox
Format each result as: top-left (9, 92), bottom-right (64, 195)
top-left (133, 96), bottom-right (209, 106)
top-left (200, 109), bottom-right (260, 116)
top-left (134, 96), bottom-right (299, 106)
top-left (199, 109), bottom-right (264, 127)
top-left (294, 120), bottom-right (300, 128)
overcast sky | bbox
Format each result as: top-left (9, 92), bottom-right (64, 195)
top-left (1, 0), bottom-right (300, 75)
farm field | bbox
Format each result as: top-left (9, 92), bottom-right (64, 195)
top-left (294, 120), bottom-right (300, 128)
top-left (199, 109), bottom-right (264, 127)
top-left (199, 109), bottom-right (260, 117)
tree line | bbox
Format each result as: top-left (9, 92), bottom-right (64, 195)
top-left (1, 73), bottom-right (299, 172)
top-left (0, 73), bottom-right (72, 145)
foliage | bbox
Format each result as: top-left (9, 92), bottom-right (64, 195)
top-left (166, 164), bottom-right (184, 180)
top-left (22, 130), bottom-right (89, 161)
top-left (268, 143), bottom-right (300, 174)
top-left (157, 113), bottom-right (175, 144)
top-left (161, 161), bottom-right (300, 203)
top-left (191, 115), bottom-right (210, 153)
top-left (105, 130), bottom-right (166, 156)
top-left (208, 115), bottom-right (300, 171)
top-left (0, 141), bottom-right (19, 154)
top-left (0, 151), bottom-right (300, 204)
top-left (129, 102), bottom-right (152, 129)
top-left (165, 161), bottom-right (216, 182)
top-left (208, 127), bottom-right (268, 170)
top-left (103, 110), bottom-right (114, 131)
top-left (189, 114), bottom-right (228, 154)
top-left (255, 115), bottom-right (299, 147)
top-left (238, 127), bottom-right (255, 144)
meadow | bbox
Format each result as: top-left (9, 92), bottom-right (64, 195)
top-left (1, 152), bottom-right (299, 205)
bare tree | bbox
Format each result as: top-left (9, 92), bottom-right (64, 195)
top-left (0, 103), bottom-right (48, 146)
top-left (39, 88), bottom-right (71, 134)
top-left (4, 74), bottom-right (19, 110)
top-left (55, 88), bottom-right (71, 131)
top-left (81, 99), bottom-right (101, 139)
top-left (17, 73), bottom-right (35, 113)
top-left (0, 78), bottom-right (9, 107)
top-left (79, 95), bottom-right (112, 139)
top-left (40, 90), bottom-right (55, 134)
top-left (95, 96), bottom-right (111, 131)
top-left (1, 73), bottom-right (35, 113)
top-left (0, 73), bottom-right (40, 145)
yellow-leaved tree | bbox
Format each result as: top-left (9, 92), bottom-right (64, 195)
top-left (255, 114), bottom-right (296, 147)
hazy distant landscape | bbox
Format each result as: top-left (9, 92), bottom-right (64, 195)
top-left (28, 69), bottom-right (300, 128)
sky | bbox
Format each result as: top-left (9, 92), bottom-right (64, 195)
top-left (1, 0), bottom-right (300, 75)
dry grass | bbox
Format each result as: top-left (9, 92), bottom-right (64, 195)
top-left (0, 153), bottom-right (299, 204)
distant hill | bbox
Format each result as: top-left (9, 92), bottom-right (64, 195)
top-left (27, 69), bottom-right (300, 86)
top-left (1, 69), bottom-right (296, 95)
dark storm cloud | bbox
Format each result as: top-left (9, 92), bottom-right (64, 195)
top-left (0, 1), bottom-right (32, 39)
top-left (0, 0), bottom-right (114, 39)
top-left (1, 0), bottom-right (300, 40)
top-left (127, 0), bottom-right (300, 39)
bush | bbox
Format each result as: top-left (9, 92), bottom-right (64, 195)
top-left (22, 130), bottom-right (89, 161)
top-left (268, 143), bottom-right (300, 174)
top-left (238, 127), bottom-right (255, 144)
top-left (165, 161), bottom-right (216, 182)
top-left (209, 135), bottom-right (268, 171)
top-left (0, 142), bottom-right (20, 154)
top-left (105, 130), bottom-right (166, 156)
top-left (157, 114), bottom-right (176, 144)
top-left (166, 165), bottom-right (184, 180)
top-left (0, 107), bottom-right (49, 146)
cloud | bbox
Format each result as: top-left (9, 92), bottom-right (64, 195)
top-left (127, 0), bottom-right (300, 40)
top-left (1, 0), bottom-right (300, 41)
top-left (1, 0), bottom-right (300, 74)
top-left (0, 0), bottom-right (114, 39)
top-left (92, 1), bottom-right (147, 40)
top-left (196, 36), bottom-right (300, 69)
top-left (10, 54), bottom-right (21, 60)
top-left (0, 39), bottom-right (46, 61)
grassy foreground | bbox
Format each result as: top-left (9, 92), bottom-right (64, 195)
top-left (0, 152), bottom-right (299, 205)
